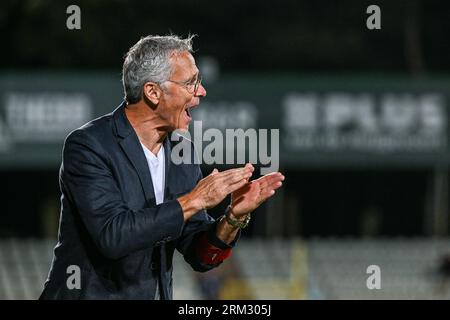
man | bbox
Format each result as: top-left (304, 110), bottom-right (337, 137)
top-left (40, 35), bottom-right (284, 299)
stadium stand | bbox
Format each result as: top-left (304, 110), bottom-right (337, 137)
top-left (1, 238), bottom-right (449, 300)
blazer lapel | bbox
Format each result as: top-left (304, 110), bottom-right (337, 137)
top-left (163, 135), bottom-right (172, 202)
top-left (113, 102), bottom-right (156, 207)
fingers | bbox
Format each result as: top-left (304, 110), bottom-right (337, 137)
top-left (257, 172), bottom-right (284, 201)
top-left (204, 164), bottom-right (255, 197)
top-left (221, 165), bottom-right (254, 177)
top-left (225, 177), bottom-right (249, 194)
top-left (263, 177), bottom-right (284, 191)
top-left (260, 184), bottom-right (282, 199)
top-left (229, 171), bottom-right (286, 215)
top-left (212, 164), bottom-right (254, 185)
top-left (223, 165), bottom-right (254, 192)
top-left (226, 170), bottom-right (253, 185)
top-left (258, 172), bottom-right (285, 189)
top-left (209, 164), bottom-right (254, 177)
top-left (258, 171), bottom-right (284, 182)
top-left (260, 188), bottom-right (276, 199)
top-left (204, 166), bottom-right (284, 206)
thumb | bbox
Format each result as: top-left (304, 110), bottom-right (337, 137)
top-left (211, 168), bottom-right (219, 175)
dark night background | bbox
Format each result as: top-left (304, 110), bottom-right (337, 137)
top-left (1, 0), bottom-right (449, 239)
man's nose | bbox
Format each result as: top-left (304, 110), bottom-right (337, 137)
top-left (195, 83), bottom-right (206, 97)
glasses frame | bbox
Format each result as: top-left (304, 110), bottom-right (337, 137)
top-left (165, 75), bottom-right (202, 95)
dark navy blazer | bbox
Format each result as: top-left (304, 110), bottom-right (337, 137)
top-left (40, 101), bottom-right (233, 300)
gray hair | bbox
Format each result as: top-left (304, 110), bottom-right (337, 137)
top-left (122, 35), bottom-right (194, 104)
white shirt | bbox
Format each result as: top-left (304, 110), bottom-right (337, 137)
top-left (140, 142), bottom-right (165, 300)
top-left (140, 142), bottom-right (165, 205)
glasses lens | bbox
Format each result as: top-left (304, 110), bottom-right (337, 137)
top-left (194, 76), bottom-right (201, 93)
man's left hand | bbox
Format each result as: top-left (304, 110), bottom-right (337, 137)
top-left (229, 170), bottom-right (285, 218)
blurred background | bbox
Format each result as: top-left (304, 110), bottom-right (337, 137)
top-left (1, 0), bottom-right (450, 299)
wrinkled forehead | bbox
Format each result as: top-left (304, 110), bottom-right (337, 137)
top-left (169, 50), bottom-right (199, 79)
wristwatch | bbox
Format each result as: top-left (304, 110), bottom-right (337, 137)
top-left (224, 206), bottom-right (251, 229)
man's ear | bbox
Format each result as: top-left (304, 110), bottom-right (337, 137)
top-left (143, 82), bottom-right (161, 105)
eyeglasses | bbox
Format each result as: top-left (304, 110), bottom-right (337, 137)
top-left (165, 75), bottom-right (202, 94)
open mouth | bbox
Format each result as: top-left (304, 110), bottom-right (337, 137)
top-left (183, 100), bottom-right (200, 122)
top-left (184, 106), bottom-right (193, 120)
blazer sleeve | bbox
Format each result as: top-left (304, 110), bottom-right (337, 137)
top-left (61, 129), bottom-right (185, 260)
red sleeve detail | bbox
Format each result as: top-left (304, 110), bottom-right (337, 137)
top-left (197, 233), bottom-right (232, 265)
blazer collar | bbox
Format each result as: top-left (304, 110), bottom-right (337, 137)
top-left (113, 100), bottom-right (133, 139)
top-left (112, 101), bottom-right (175, 205)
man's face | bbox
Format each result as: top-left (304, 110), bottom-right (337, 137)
top-left (157, 51), bottom-right (206, 132)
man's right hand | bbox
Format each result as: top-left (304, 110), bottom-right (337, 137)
top-left (177, 164), bottom-right (254, 221)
